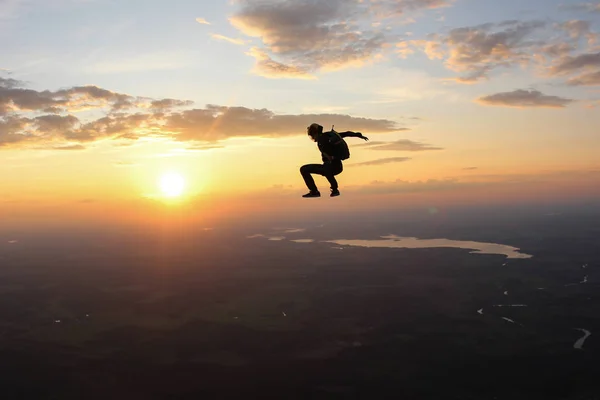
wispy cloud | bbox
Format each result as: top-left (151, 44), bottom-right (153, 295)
top-left (343, 169), bottom-right (600, 196)
top-left (185, 143), bottom-right (225, 151)
top-left (567, 70), bottom-right (600, 86)
top-left (210, 33), bottom-right (246, 45)
top-left (390, 0), bottom-right (454, 14)
top-left (355, 139), bottom-right (443, 151)
top-left (559, 2), bottom-right (600, 13)
top-left (51, 144), bottom-right (86, 150)
top-left (196, 17), bottom-right (211, 25)
top-left (476, 89), bottom-right (574, 108)
top-left (349, 157), bottom-right (412, 166)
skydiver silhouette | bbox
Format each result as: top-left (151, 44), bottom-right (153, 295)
top-left (300, 123), bottom-right (369, 198)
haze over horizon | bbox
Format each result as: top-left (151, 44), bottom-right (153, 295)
top-left (2, 0), bottom-right (600, 229)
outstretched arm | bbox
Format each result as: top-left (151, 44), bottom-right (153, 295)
top-left (339, 131), bottom-right (369, 141)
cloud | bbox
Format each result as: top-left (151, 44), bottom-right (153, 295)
top-left (463, 166), bottom-right (478, 170)
top-left (230, 0), bottom-right (388, 74)
top-left (149, 99), bottom-right (194, 110)
top-left (0, 116), bottom-right (35, 146)
top-left (0, 79), bottom-right (144, 116)
top-left (476, 89), bottom-right (574, 108)
top-left (185, 143), bottom-right (225, 151)
top-left (230, 0), bottom-right (449, 76)
top-left (0, 78), bottom-right (178, 146)
top-left (32, 114), bottom-right (80, 134)
top-left (51, 144), bottom-right (86, 150)
top-left (246, 47), bottom-right (315, 79)
top-left (545, 51), bottom-right (600, 86)
top-left (567, 70), bottom-right (600, 85)
top-left (390, 0), bottom-right (454, 13)
top-left (401, 20), bottom-right (549, 82)
top-left (585, 99), bottom-right (600, 108)
top-left (549, 52), bottom-right (600, 75)
top-left (0, 77), bottom-right (20, 89)
top-left (442, 20), bottom-right (546, 82)
top-left (344, 169), bottom-right (600, 196)
top-left (349, 156), bottom-right (412, 166)
top-left (196, 17), bottom-right (211, 25)
top-left (1, 77), bottom-right (404, 148)
top-left (401, 18), bottom-right (599, 84)
top-left (560, 20), bottom-right (594, 41)
top-left (538, 42), bottom-right (576, 58)
top-left (560, 3), bottom-right (600, 13)
top-left (210, 33), bottom-right (246, 45)
top-left (355, 139), bottom-right (443, 151)
top-left (349, 177), bottom-right (467, 194)
top-left (164, 104), bottom-right (403, 142)
top-left (224, 0), bottom-right (459, 77)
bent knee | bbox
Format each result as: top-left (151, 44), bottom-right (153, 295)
top-left (300, 165), bottom-right (309, 173)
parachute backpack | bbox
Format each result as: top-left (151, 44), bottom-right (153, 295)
top-left (326, 125), bottom-right (350, 160)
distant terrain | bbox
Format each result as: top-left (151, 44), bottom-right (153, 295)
top-left (1, 204), bottom-right (599, 399)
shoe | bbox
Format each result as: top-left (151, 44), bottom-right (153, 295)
top-left (330, 189), bottom-right (340, 197)
top-left (302, 191), bottom-right (321, 198)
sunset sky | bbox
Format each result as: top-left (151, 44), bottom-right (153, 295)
top-left (2, 0), bottom-right (600, 228)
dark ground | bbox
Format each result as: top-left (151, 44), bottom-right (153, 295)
top-left (1, 204), bottom-right (599, 399)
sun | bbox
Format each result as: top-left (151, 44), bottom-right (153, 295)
top-left (158, 172), bottom-right (186, 198)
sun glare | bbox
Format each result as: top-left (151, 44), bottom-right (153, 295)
top-left (158, 172), bottom-right (185, 198)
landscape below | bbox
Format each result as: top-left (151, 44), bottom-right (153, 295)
top-left (0, 204), bottom-right (599, 399)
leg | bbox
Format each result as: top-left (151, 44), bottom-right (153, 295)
top-left (325, 162), bottom-right (343, 195)
top-left (300, 163), bottom-right (326, 193)
top-left (325, 174), bottom-right (338, 190)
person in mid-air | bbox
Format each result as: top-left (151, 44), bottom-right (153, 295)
top-left (300, 123), bottom-right (369, 198)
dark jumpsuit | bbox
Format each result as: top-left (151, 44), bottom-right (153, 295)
top-left (300, 131), bottom-right (362, 192)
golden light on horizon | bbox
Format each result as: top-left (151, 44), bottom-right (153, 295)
top-left (158, 172), bottom-right (186, 198)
